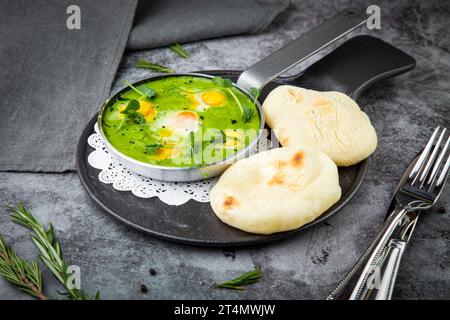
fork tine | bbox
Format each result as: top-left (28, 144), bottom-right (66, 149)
top-left (409, 127), bottom-right (440, 182)
top-left (435, 142), bottom-right (450, 188)
top-left (419, 128), bottom-right (446, 187)
top-left (427, 134), bottom-right (450, 189)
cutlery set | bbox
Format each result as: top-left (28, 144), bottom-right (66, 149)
top-left (329, 127), bottom-right (450, 299)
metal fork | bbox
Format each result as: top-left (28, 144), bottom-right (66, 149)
top-left (329, 126), bottom-right (450, 300)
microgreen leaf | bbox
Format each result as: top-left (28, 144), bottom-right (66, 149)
top-left (226, 88), bottom-right (254, 123)
top-left (124, 80), bottom-right (156, 100)
top-left (136, 59), bottom-right (175, 73)
top-left (169, 43), bottom-right (191, 61)
top-left (121, 99), bottom-right (140, 114)
top-left (144, 143), bottom-right (163, 154)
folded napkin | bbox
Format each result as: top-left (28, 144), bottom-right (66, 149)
top-left (127, 0), bottom-right (289, 50)
top-left (0, 0), bottom-right (137, 172)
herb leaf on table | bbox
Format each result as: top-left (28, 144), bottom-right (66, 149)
top-left (136, 59), bottom-right (175, 73)
top-left (0, 235), bottom-right (47, 300)
top-left (215, 269), bottom-right (263, 290)
top-left (169, 43), bottom-right (191, 61)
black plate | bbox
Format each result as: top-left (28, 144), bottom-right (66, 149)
top-left (76, 36), bottom-right (415, 247)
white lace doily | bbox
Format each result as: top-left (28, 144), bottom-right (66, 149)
top-left (87, 123), bottom-right (270, 206)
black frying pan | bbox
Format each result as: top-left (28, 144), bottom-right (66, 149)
top-left (77, 33), bottom-right (415, 247)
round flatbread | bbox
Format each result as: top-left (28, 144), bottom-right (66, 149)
top-left (262, 85), bottom-right (377, 166)
top-left (210, 147), bottom-right (341, 234)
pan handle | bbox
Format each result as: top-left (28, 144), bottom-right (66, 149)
top-left (288, 35), bottom-right (416, 99)
top-left (236, 9), bottom-right (367, 91)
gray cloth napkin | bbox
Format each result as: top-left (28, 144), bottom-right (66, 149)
top-left (0, 0), bottom-right (137, 172)
top-left (0, 0), bottom-right (287, 172)
top-left (127, 0), bottom-right (289, 50)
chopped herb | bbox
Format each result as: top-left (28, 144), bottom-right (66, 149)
top-left (136, 59), bottom-right (175, 73)
top-left (249, 87), bottom-right (261, 100)
top-left (211, 76), bottom-right (233, 88)
top-left (121, 99), bottom-right (140, 114)
top-left (215, 269), bottom-right (263, 290)
top-left (189, 131), bottom-right (195, 163)
top-left (117, 99), bottom-right (146, 132)
top-left (144, 143), bottom-right (163, 155)
top-left (169, 43), bottom-right (191, 61)
top-left (124, 80), bottom-right (156, 100)
top-left (226, 88), bottom-right (254, 123)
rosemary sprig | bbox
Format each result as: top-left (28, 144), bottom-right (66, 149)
top-left (0, 235), bottom-right (47, 300)
top-left (136, 59), bottom-right (175, 73)
top-left (215, 269), bottom-right (263, 290)
top-left (169, 43), bottom-right (191, 61)
top-left (7, 203), bottom-right (98, 300)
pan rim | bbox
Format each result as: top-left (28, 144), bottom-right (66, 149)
top-left (96, 73), bottom-right (266, 173)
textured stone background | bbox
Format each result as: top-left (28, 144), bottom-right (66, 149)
top-left (0, 0), bottom-right (449, 299)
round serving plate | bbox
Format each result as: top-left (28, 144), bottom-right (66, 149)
top-left (76, 71), bottom-right (368, 247)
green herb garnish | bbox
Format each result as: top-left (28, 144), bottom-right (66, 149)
top-left (169, 43), bottom-right (191, 61)
top-left (226, 88), bottom-right (254, 123)
top-left (0, 235), bottom-right (47, 300)
top-left (117, 99), bottom-right (146, 132)
top-left (210, 77), bottom-right (254, 123)
top-left (6, 203), bottom-right (99, 300)
top-left (215, 269), bottom-right (263, 290)
top-left (124, 80), bottom-right (156, 100)
top-left (144, 143), bottom-right (163, 155)
top-left (212, 76), bottom-right (233, 87)
top-left (189, 131), bottom-right (196, 163)
top-left (136, 59), bottom-right (175, 73)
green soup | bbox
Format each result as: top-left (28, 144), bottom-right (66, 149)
top-left (101, 76), bottom-right (261, 167)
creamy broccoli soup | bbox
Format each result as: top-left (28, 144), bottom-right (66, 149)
top-left (101, 76), bottom-right (260, 167)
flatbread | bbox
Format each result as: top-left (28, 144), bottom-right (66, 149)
top-left (263, 85), bottom-right (377, 166)
top-left (210, 147), bottom-right (341, 234)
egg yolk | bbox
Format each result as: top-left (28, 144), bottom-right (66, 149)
top-left (201, 91), bottom-right (226, 106)
top-left (171, 111), bottom-right (199, 131)
top-left (152, 145), bottom-right (180, 160)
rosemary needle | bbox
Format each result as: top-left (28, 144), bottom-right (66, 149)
top-left (169, 43), bottom-right (191, 61)
top-left (215, 269), bottom-right (263, 290)
top-left (136, 59), bottom-right (175, 73)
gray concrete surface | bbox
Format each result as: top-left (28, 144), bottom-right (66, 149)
top-left (0, 0), bottom-right (449, 299)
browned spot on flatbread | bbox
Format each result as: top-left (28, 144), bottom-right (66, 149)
top-left (314, 98), bottom-right (334, 113)
top-left (287, 88), bottom-right (303, 103)
top-left (223, 196), bottom-right (238, 209)
top-left (268, 172), bottom-right (285, 186)
top-left (314, 98), bottom-right (332, 107)
top-left (291, 151), bottom-right (304, 168)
